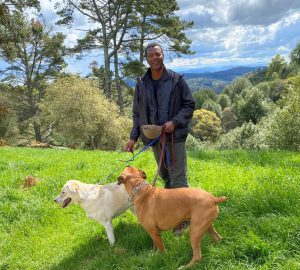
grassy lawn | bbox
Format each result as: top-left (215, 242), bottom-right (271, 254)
top-left (0, 147), bottom-right (299, 270)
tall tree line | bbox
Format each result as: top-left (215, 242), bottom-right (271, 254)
top-left (55, 0), bottom-right (193, 113)
top-left (0, 1), bottom-right (67, 141)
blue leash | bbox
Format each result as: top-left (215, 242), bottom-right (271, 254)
top-left (97, 137), bottom-right (160, 184)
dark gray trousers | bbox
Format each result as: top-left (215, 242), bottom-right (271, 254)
top-left (152, 141), bottom-right (188, 188)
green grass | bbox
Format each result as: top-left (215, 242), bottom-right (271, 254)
top-left (0, 147), bottom-right (299, 270)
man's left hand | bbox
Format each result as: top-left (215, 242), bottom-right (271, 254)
top-left (164, 121), bottom-right (175, 133)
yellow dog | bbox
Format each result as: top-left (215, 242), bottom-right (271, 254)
top-left (117, 166), bottom-right (227, 269)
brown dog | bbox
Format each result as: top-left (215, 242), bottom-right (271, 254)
top-left (117, 166), bottom-right (227, 269)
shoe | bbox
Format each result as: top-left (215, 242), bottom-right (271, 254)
top-left (173, 221), bottom-right (190, 236)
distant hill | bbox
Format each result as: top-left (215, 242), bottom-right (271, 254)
top-left (125, 66), bottom-right (266, 93)
top-left (182, 66), bottom-right (266, 93)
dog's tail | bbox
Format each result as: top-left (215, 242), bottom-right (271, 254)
top-left (213, 196), bottom-right (228, 204)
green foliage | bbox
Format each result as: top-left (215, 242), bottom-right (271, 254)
top-left (217, 93), bottom-right (231, 110)
top-left (0, 147), bottom-right (299, 269)
top-left (0, 89), bottom-right (19, 141)
top-left (216, 121), bottom-right (265, 150)
top-left (290, 41), bottom-right (300, 66)
top-left (191, 109), bottom-right (222, 142)
top-left (247, 68), bottom-right (267, 85)
top-left (261, 75), bottom-right (300, 150)
top-left (223, 77), bottom-right (252, 100)
top-left (236, 87), bottom-right (271, 124)
top-left (122, 60), bottom-right (147, 79)
top-left (0, 7), bottom-right (66, 141)
top-left (221, 107), bottom-right (238, 132)
top-left (185, 134), bottom-right (203, 151)
top-left (202, 99), bottom-right (222, 117)
top-left (266, 54), bottom-right (287, 80)
top-left (40, 76), bottom-right (131, 150)
top-left (193, 89), bottom-right (217, 109)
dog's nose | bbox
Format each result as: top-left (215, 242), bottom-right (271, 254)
top-left (53, 198), bottom-right (57, 202)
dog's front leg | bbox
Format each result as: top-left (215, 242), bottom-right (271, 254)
top-left (148, 228), bottom-right (164, 251)
top-left (102, 221), bottom-right (115, 245)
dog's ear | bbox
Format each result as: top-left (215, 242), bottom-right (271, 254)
top-left (117, 175), bottom-right (126, 185)
top-left (66, 182), bottom-right (78, 193)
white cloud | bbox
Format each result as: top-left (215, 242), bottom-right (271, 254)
top-left (29, 0), bottom-right (300, 72)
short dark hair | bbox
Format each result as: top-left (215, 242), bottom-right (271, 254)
top-left (144, 42), bottom-right (163, 58)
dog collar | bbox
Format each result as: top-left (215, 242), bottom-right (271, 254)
top-left (128, 181), bottom-right (149, 203)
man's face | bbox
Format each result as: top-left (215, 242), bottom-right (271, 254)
top-left (146, 46), bottom-right (164, 71)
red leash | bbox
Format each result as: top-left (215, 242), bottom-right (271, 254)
top-left (152, 128), bottom-right (176, 186)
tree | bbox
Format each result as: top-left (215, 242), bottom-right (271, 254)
top-left (237, 87), bottom-right (269, 124)
top-left (223, 77), bottom-right (252, 100)
top-left (221, 107), bottom-right (237, 132)
top-left (129, 0), bottom-right (194, 64)
top-left (55, 0), bottom-right (193, 111)
top-left (193, 89), bottom-right (217, 109)
top-left (191, 109), bottom-right (222, 142)
top-left (202, 99), bottom-right (222, 117)
top-left (290, 41), bottom-right (300, 66)
top-left (265, 54), bottom-right (287, 80)
top-left (262, 75), bottom-right (300, 150)
top-left (0, 83), bottom-right (19, 142)
top-left (0, 7), bottom-right (66, 141)
top-left (40, 76), bottom-right (131, 149)
top-left (217, 93), bottom-right (231, 110)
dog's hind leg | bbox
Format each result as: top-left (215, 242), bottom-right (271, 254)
top-left (103, 221), bottom-right (115, 245)
top-left (207, 225), bottom-right (222, 244)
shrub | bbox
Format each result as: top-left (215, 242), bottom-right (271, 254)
top-left (185, 134), bottom-right (204, 151)
top-left (262, 82), bottom-right (300, 150)
top-left (216, 121), bottom-right (266, 150)
top-left (221, 107), bottom-right (238, 132)
top-left (40, 76), bottom-right (131, 150)
top-left (191, 109), bottom-right (222, 142)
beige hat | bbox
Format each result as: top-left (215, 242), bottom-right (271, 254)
top-left (141, 125), bottom-right (163, 139)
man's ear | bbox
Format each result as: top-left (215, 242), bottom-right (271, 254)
top-left (117, 175), bottom-right (126, 185)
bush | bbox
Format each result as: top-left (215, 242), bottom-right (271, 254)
top-left (216, 121), bottom-right (266, 150)
top-left (185, 134), bottom-right (204, 151)
top-left (261, 83), bottom-right (300, 150)
top-left (40, 76), bottom-right (131, 150)
top-left (221, 107), bottom-right (238, 132)
top-left (191, 109), bottom-right (222, 142)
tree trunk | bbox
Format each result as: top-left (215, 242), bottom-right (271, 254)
top-left (113, 49), bottom-right (124, 114)
top-left (33, 121), bottom-right (42, 142)
top-left (139, 14), bottom-right (146, 63)
top-left (103, 47), bottom-right (111, 99)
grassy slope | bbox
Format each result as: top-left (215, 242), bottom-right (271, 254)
top-left (0, 147), bottom-right (299, 270)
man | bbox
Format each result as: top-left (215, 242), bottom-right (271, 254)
top-left (125, 42), bottom-right (195, 234)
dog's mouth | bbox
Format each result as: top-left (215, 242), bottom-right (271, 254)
top-left (62, 198), bottom-right (72, 208)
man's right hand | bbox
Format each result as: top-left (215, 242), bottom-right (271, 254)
top-left (125, 140), bottom-right (136, 152)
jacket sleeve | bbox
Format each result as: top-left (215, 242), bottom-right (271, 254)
top-left (130, 84), bottom-right (140, 141)
top-left (171, 78), bottom-right (195, 128)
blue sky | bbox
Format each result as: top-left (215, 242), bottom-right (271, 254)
top-left (39, 0), bottom-right (300, 74)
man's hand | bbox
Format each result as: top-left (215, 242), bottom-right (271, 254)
top-left (125, 140), bottom-right (136, 152)
top-left (163, 121), bottom-right (175, 133)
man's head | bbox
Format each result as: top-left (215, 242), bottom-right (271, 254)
top-left (145, 42), bottom-right (164, 71)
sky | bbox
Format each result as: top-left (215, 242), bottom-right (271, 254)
top-left (38, 0), bottom-right (300, 74)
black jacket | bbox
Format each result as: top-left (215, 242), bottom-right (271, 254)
top-left (130, 66), bottom-right (195, 144)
